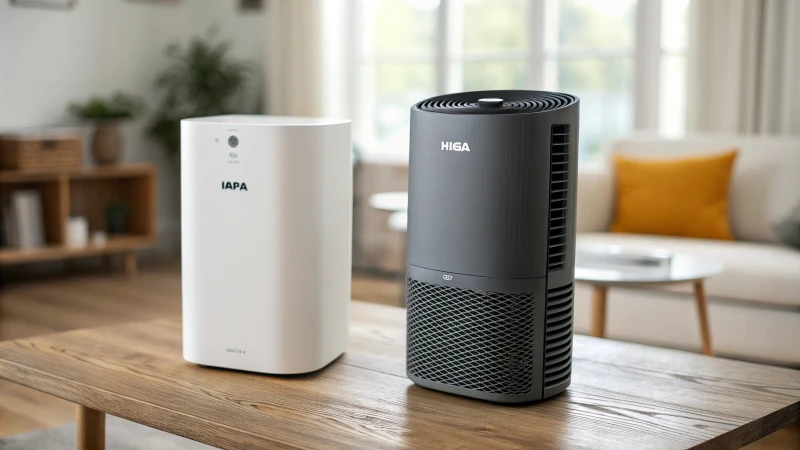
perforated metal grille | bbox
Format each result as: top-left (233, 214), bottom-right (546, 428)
top-left (548, 124), bottom-right (571, 272)
top-left (544, 284), bottom-right (573, 389)
top-left (407, 279), bottom-right (535, 395)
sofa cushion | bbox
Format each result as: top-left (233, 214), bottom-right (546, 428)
top-left (610, 134), bottom-right (800, 243)
top-left (610, 150), bottom-right (737, 240)
top-left (578, 232), bottom-right (800, 307)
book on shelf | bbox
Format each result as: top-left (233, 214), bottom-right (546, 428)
top-left (1, 201), bottom-right (15, 248)
top-left (1, 190), bottom-right (45, 250)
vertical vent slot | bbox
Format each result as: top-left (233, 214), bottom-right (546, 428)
top-left (548, 124), bottom-right (570, 272)
top-left (544, 284), bottom-right (573, 389)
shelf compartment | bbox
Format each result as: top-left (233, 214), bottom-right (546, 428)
top-left (0, 164), bottom-right (156, 273)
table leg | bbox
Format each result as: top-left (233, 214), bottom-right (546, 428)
top-left (124, 252), bottom-right (138, 279)
top-left (77, 405), bottom-right (105, 450)
top-left (590, 285), bottom-right (608, 338)
top-left (693, 280), bottom-right (714, 356)
top-left (102, 255), bottom-right (114, 272)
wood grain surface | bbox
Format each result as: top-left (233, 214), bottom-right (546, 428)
top-left (0, 266), bottom-right (405, 438)
top-left (0, 300), bottom-right (798, 449)
top-left (0, 163), bottom-right (155, 183)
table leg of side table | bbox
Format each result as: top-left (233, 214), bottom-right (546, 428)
top-left (77, 405), bottom-right (105, 450)
top-left (124, 252), bottom-right (138, 279)
top-left (590, 285), bottom-right (608, 338)
top-left (693, 280), bottom-right (714, 356)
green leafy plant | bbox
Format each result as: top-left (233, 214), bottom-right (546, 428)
top-left (69, 93), bottom-right (144, 121)
top-left (150, 30), bottom-right (254, 158)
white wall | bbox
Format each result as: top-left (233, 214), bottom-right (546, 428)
top-left (0, 0), bottom-right (266, 254)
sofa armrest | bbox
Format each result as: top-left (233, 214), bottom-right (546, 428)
top-left (576, 163), bottom-right (614, 233)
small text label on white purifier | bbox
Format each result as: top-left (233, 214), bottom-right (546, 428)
top-left (441, 142), bottom-right (470, 152)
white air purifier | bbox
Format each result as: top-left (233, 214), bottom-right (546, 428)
top-left (181, 115), bottom-right (352, 374)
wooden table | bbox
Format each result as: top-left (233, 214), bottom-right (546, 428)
top-left (0, 301), bottom-right (798, 449)
top-left (586, 280), bottom-right (715, 355)
top-left (576, 250), bottom-right (724, 356)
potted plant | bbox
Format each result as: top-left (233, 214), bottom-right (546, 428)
top-left (150, 30), bottom-right (255, 160)
top-left (69, 93), bottom-right (144, 165)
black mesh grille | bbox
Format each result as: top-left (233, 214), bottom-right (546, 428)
top-left (418, 92), bottom-right (577, 115)
top-left (544, 284), bottom-right (573, 389)
top-left (407, 279), bottom-right (535, 395)
top-left (548, 124), bottom-right (570, 272)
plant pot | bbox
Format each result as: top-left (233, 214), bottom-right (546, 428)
top-left (92, 122), bottom-right (124, 165)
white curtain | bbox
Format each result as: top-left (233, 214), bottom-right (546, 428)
top-left (264, 0), bottom-right (349, 118)
top-left (265, 0), bottom-right (323, 116)
top-left (687, 0), bottom-right (800, 135)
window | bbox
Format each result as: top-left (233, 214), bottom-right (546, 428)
top-left (353, 1), bottom-right (437, 164)
top-left (659, 0), bottom-right (690, 136)
top-left (353, 0), bottom-right (689, 162)
top-left (544, 0), bottom-right (636, 155)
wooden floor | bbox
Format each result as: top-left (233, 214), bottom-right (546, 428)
top-left (0, 260), bottom-right (796, 448)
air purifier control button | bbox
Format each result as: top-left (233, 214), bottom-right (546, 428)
top-left (228, 136), bottom-right (239, 148)
top-left (478, 98), bottom-right (504, 108)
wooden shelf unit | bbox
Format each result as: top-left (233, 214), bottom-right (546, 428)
top-left (0, 164), bottom-right (156, 275)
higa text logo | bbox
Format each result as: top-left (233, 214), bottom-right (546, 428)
top-left (441, 142), bottom-right (470, 152)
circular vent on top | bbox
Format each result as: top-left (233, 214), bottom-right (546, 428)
top-left (417, 91), bottom-right (577, 115)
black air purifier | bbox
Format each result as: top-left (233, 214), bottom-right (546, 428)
top-left (406, 90), bottom-right (579, 403)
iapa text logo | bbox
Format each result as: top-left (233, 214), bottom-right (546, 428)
top-left (222, 181), bottom-right (248, 191)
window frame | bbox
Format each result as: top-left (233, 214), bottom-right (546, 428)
top-left (349, 0), bottom-right (676, 159)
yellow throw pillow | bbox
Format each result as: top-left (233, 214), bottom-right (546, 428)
top-left (610, 150), bottom-right (738, 240)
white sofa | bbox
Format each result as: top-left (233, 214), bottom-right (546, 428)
top-left (574, 134), bottom-right (800, 366)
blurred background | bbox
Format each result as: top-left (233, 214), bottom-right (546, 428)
top-left (1, 0), bottom-right (799, 447)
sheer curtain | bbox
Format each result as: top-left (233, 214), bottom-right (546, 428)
top-left (687, 0), bottom-right (800, 135)
top-left (264, 0), bottom-right (349, 118)
top-left (265, 0), bottom-right (323, 116)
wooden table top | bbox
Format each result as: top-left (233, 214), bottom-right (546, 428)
top-left (0, 301), bottom-right (798, 449)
